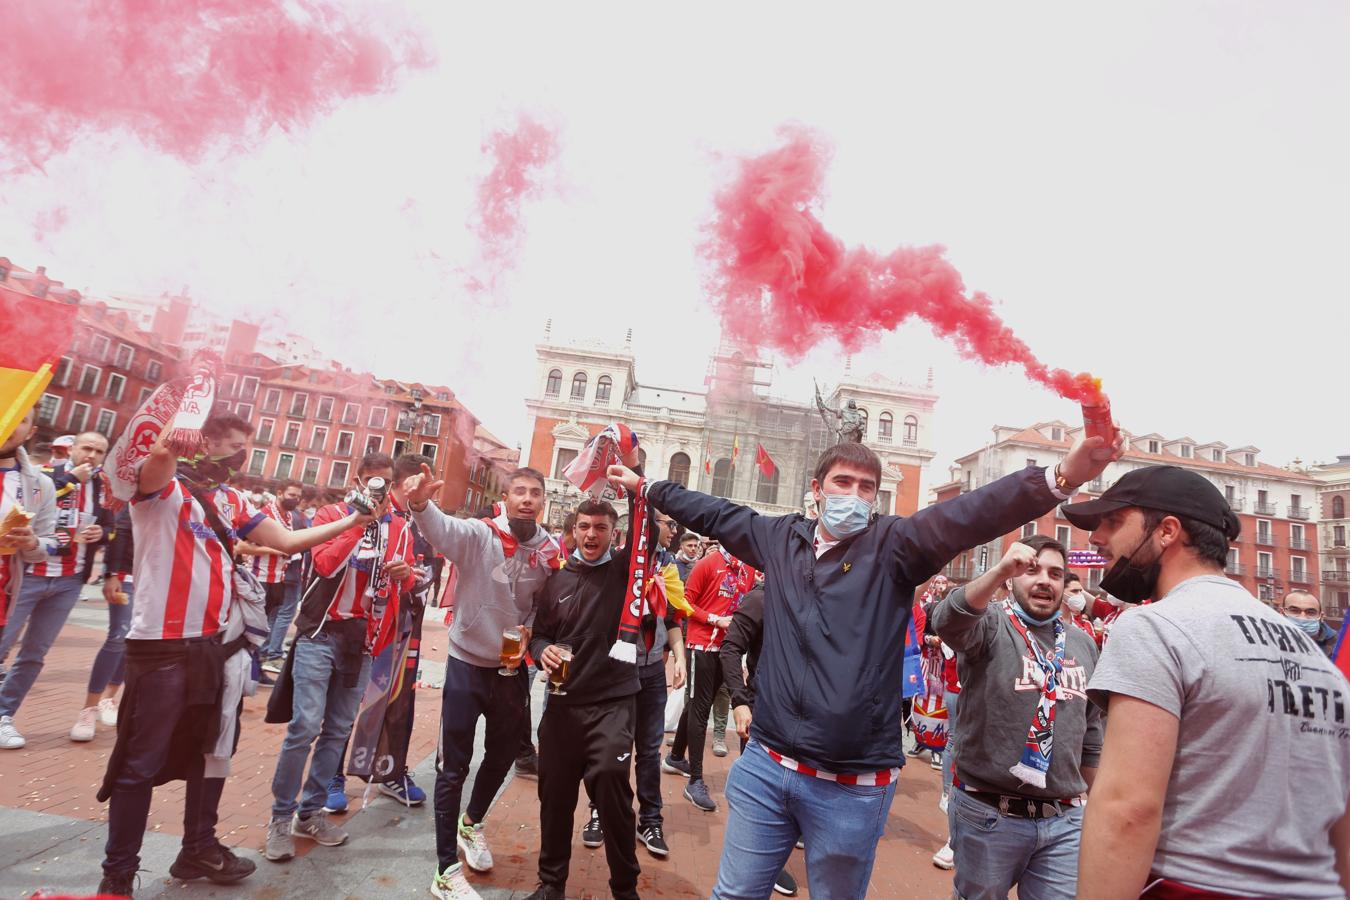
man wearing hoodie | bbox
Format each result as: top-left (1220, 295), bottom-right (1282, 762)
top-left (403, 464), bottom-right (559, 900)
top-left (1280, 590), bottom-right (1338, 657)
top-left (0, 409), bottom-right (59, 750)
top-left (606, 433), bottom-right (1120, 899)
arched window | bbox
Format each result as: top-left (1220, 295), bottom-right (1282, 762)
top-left (878, 411), bottom-right (894, 442)
top-left (1335, 496), bottom-right (1346, 519)
top-left (903, 414), bottom-right (919, 444)
top-left (756, 467), bottom-right (779, 505)
top-left (711, 458), bottom-right (734, 498)
top-left (595, 375), bottom-right (612, 403)
top-left (667, 452), bottom-right (691, 487)
top-left (570, 372), bottom-right (587, 400)
top-left (545, 369), bottom-right (562, 396)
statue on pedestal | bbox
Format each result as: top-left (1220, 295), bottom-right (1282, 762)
top-left (815, 380), bottom-right (865, 444)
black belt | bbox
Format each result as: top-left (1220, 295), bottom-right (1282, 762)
top-left (964, 790), bottom-right (1081, 819)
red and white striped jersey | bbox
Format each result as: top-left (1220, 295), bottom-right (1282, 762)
top-left (28, 478), bottom-right (96, 578)
top-left (0, 469), bottom-right (21, 626)
top-left (127, 479), bottom-right (264, 641)
top-left (250, 500), bottom-right (292, 584)
top-left (310, 502), bottom-right (413, 623)
top-left (763, 743), bottom-right (899, 787)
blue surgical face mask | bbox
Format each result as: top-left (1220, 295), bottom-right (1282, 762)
top-left (1288, 616), bottom-right (1321, 636)
top-left (571, 548), bottom-right (612, 568)
top-left (819, 494), bottom-right (873, 539)
top-left (1012, 603), bottom-right (1061, 628)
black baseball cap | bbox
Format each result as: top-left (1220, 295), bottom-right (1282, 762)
top-left (1060, 466), bottom-right (1242, 540)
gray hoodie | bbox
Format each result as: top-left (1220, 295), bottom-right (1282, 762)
top-left (930, 585), bottom-right (1103, 800)
top-left (3, 447), bottom-right (59, 606)
top-left (412, 504), bottom-right (556, 668)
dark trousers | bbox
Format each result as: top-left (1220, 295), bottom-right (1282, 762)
top-left (103, 658), bottom-right (225, 876)
top-left (635, 660), bottom-right (667, 827)
top-left (518, 661), bottom-right (539, 758)
top-left (672, 648), bottom-right (724, 781)
top-left (538, 695), bottom-right (640, 900)
top-left (434, 655), bottom-right (527, 871)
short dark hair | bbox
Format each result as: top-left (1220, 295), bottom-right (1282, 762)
top-left (813, 442), bottom-right (882, 487)
top-left (393, 453), bottom-right (432, 481)
top-left (201, 413), bottom-right (252, 440)
top-left (279, 479), bottom-right (303, 492)
top-left (508, 467), bottom-right (546, 491)
top-left (1140, 508), bottom-right (1229, 568)
top-left (1064, 572), bottom-right (1082, 587)
top-left (1020, 534), bottom-right (1067, 569)
top-left (678, 531), bottom-right (699, 545)
top-left (562, 511), bottom-right (577, 533)
top-left (357, 452), bottom-right (394, 476)
top-left (575, 498), bottom-right (617, 525)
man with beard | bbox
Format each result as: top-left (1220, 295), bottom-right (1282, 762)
top-left (931, 535), bottom-right (1102, 900)
top-left (1069, 467), bottom-right (1350, 898)
top-left (402, 465), bottom-right (558, 900)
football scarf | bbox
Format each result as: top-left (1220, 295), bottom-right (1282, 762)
top-left (1005, 604), bottom-right (1066, 790)
top-left (609, 475), bottom-right (650, 663)
top-left (562, 423), bottom-right (639, 500)
top-left (107, 352), bottom-right (218, 501)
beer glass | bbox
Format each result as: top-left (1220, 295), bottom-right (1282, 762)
top-left (499, 627), bottom-right (523, 676)
top-left (548, 643), bottom-right (573, 696)
top-left (70, 512), bottom-right (98, 544)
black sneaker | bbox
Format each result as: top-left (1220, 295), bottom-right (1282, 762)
top-left (638, 823), bottom-right (669, 858)
top-left (774, 868), bottom-right (799, 896)
top-left (661, 754), bottom-right (691, 777)
top-left (97, 871), bottom-right (136, 898)
top-left (168, 844), bottom-right (256, 885)
top-left (515, 752), bottom-right (539, 781)
top-left (523, 885), bottom-right (565, 900)
top-left (683, 779), bottom-right (717, 812)
top-left (581, 807), bottom-right (603, 848)
top-left (257, 669), bottom-right (276, 687)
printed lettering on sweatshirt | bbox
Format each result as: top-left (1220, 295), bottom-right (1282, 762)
top-left (1230, 614), bottom-right (1348, 738)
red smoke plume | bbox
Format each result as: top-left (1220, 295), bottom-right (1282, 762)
top-left (464, 114), bottom-right (561, 295)
top-left (0, 0), bottom-right (432, 172)
top-left (702, 126), bottom-right (1102, 404)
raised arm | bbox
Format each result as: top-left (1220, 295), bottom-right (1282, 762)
top-left (251, 507), bottom-right (368, 557)
top-left (608, 466), bottom-right (771, 572)
top-left (892, 433), bottom-right (1122, 586)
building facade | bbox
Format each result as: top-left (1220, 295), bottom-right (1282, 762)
top-left (930, 421), bottom-right (1325, 613)
top-left (520, 328), bottom-right (938, 532)
top-left (1309, 455), bottom-right (1350, 620)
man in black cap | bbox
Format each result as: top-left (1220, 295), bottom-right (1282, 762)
top-left (1068, 466), bottom-right (1350, 899)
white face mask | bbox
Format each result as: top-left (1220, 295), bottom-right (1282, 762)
top-left (1066, 593), bottom-right (1087, 613)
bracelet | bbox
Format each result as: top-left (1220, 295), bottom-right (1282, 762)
top-left (1054, 464), bottom-right (1079, 494)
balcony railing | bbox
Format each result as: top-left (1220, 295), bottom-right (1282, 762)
top-left (1290, 569), bottom-right (1313, 584)
top-left (1087, 479), bottom-right (1106, 493)
top-left (1289, 539), bottom-right (1312, 552)
top-left (877, 433), bottom-right (892, 444)
top-left (1255, 533), bottom-right (1277, 547)
top-left (1226, 497), bottom-right (1245, 511)
top-left (1225, 563), bottom-right (1247, 577)
top-left (1324, 570), bottom-right (1350, 585)
top-left (1256, 567), bottom-right (1281, 580)
top-left (1254, 502), bottom-right (1277, 516)
top-left (1289, 507), bottom-right (1310, 521)
top-left (280, 439), bottom-right (299, 450)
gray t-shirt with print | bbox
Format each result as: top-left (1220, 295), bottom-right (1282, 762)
top-left (1089, 575), bottom-right (1350, 899)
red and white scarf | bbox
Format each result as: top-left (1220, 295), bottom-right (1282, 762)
top-left (107, 352), bottom-right (218, 501)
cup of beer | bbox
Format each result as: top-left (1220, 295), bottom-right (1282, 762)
top-left (499, 627), bottom-right (523, 676)
top-left (548, 643), bottom-right (573, 696)
top-left (71, 512), bottom-right (98, 544)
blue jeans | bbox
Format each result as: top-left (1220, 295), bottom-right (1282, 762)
top-left (712, 740), bottom-right (896, 899)
top-left (942, 689), bottom-right (960, 801)
top-left (262, 581), bottom-right (302, 659)
top-left (88, 585), bottom-right (135, 694)
top-left (949, 788), bottom-right (1083, 900)
top-left (0, 574), bottom-right (85, 717)
top-left (270, 633), bottom-right (372, 820)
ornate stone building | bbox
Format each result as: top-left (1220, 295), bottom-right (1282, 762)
top-left (520, 326), bottom-right (938, 531)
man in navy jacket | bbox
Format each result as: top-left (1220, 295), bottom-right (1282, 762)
top-left (607, 435), bottom-right (1120, 899)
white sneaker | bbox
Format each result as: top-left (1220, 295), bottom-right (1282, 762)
top-left (70, 707), bottom-right (98, 742)
top-left (932, 842), bottom-right (954, 870)
top-left (430, 862), bottom-right (483, 899)
top-left (939, 791), bottom-right (949, 814)
top-left (0, 715), bottom-right (25, 749)
top-left (456, 816), bottom-right (494, 872)
top-left (98, 698), bottom-right (119, 727)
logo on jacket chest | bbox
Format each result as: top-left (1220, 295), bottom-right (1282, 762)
top-left (1012, 657), bottom-right (1089, 700)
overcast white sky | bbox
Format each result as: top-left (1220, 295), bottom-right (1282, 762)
top-left (2, 2), bottom-right (1346, 494)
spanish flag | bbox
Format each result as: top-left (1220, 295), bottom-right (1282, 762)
top-left (756, 443), bottom-right (777, 479)
top-left (0, 285), bottom-right (72, 445)
top-left (732, 435), bottom-right (740, 467)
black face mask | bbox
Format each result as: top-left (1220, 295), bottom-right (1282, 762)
top-left (178, 449), bottom-right (247, 488)
top-left (508, 517), bottom-right (536, 542)
top-left (1098, 527), bottom-right (1163, 605)
top-left (280, 497), bottom-right (300, 511)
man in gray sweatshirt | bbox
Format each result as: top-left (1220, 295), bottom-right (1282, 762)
top-left (930, 534), bottom-right (1102, 900)
top-left (404, 465), bottom-right (559, 900)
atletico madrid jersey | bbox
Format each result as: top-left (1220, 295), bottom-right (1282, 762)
top-left (127, 479), bottom-right (264, 641)
top-left (0, 469), bottom-right (22, 626)
top-left (250, 500), bottom-right (292, 584)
